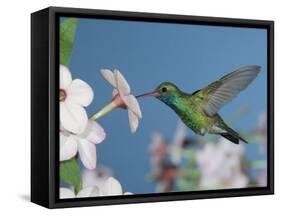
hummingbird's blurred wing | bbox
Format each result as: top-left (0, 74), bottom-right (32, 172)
top-left (193, 65), bottom-right (261, 116)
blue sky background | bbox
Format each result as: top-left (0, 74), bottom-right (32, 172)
top-left (66, 17), bottom-right (267, 194)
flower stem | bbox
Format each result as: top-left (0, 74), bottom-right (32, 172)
top-left (90, 101), bottom-right (116, 121)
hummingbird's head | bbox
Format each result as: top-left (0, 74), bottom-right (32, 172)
top-left (138, 82), bottom-right (181, 105)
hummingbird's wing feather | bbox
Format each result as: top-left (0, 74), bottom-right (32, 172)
top-left (194, 65), bottom-right (260, 116)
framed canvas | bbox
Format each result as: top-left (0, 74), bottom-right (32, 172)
top-left (31, 7), bottom-right (274, 208)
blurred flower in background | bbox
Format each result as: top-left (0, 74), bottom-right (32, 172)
top-left (149, 133), bottom-right (167, 168)
top-left (256, 170), bottom-right (267, 187)
top-left (196, 139), bottom-right (248, 189)
top-left (147, 122), bottom-right (199, 192)
top-left (148, 132), bottom-right (178, 192)
top-left (257, 112), bottom-right (267, 153)
top-left (146, 111), bottom-right (268, 192)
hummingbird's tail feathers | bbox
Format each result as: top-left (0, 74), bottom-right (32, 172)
top-left (220, 124), bottom-right (248, 144)
top-left (221, 133), bottom-right (239, 144)
top-left (221, 132), bottom-right (248, 144)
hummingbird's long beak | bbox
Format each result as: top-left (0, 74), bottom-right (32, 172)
top-left (136, 90), bottom-right (160, 98)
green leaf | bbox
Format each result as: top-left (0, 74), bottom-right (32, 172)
top-left (60, 158), bottom-right (82, 193)
top-left (60, 18), bottom-right (78, 66)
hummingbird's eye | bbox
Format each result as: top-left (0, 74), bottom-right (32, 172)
top-left (161, 87), bottom-right (167, 93)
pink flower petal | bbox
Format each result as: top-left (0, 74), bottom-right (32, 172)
top-left (60, 101), bottom-right (88, 134)
top-left (128, 110), bottom-right (139, 133)
top-left (67, 79), bottom-right (94, 107)
top-left (60, 65), bottom-right (72, 89)
top-left (78, 138), bottom-right (97, 170)
top-left (80, 120), bottom-right (106, 144)
top-left (60, 132), bottom-right (78, 161)
top-left (123, 95), bottom-right (142, 118)
top-left (114, 69), bottom-right (130, 95)
top-left (101, 69), bottom-right (117, 88)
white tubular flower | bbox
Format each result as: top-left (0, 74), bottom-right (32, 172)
top-left (91, 69), bottom-right (142, 133)
top-left (60, 65), bottom-right (94, 134)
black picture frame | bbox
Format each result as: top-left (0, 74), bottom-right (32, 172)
top-left (31, 6), bottom-right (274, 208)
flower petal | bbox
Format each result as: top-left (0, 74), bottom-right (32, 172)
top-left (60, 65), bottom-right (72, 90)
top-left (101, 69), bottom-right (117, 87)
top-left (100, 177), bottom-right (123, 196)
top-left (128, 110), bottom-right (139, 133)
top-left (82, 168), bottom-right (111, 189)
top-left (78, 138), bottom-right (97, 170)
top-left (67, 79), bottom-right (94, 107)
top-left (60, 101), bottom-right (88, 134)
top-left (76, 186), bottom-right (100, 198)
top-left (60, 188), bottom-right (75, 199)
top-left (231, 173), bottom-right (249, 188)
top-left (112, 89), bottom-right (118, 97)
top-left (114, 69), bottom-right (130, 95)
top-left (123, 95), bottom-right (142, 118)
top-left (80, 120), bottom-right (106, 144)
top-left (60, 132), bottom-right (78, 161)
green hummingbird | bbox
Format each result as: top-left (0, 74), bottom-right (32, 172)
top-left (139, 65), bottom-right (260, 144)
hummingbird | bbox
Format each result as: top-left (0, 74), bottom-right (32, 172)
top-left (139, 65), bottom-right (261, 144)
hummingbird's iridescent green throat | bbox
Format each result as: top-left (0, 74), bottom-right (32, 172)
top-left (139, 65), bottom-right (261, 144)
